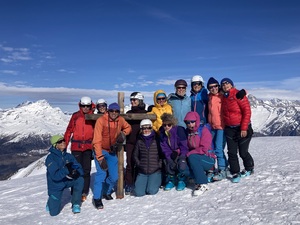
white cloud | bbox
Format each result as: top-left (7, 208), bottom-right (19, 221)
top-left (0, 70), bottom-right (18, 75)
top-left (259, 46), bottom-right (300, 56)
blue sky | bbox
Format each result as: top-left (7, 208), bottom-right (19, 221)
top-left (0, 0), bottom-right (300, 112)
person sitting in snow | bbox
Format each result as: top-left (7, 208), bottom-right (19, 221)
top-left (45, 135), bottom-right (84, 216)
top-left (184, 111), bottom-right (216, 196)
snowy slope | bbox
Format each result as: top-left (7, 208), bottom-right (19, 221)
top-left (1, 137), bottom-right (300, 225)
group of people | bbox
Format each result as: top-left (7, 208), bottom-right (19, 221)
top-left (45, 75), bottom-right (254, 216)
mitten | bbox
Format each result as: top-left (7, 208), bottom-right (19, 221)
top-left (65, 162), bottom-right (74, 174)
top-left (166, 159), bottom-right (176, 175)
top-left (236, 89), bottom-right (246, 100)
top-left (177, 156), bottom-right (187, 172)
top-left (99, 158), bottom-right (108, 171)
top-left (170, 151), bottom-right (179, 161)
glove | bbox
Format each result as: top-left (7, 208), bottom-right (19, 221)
top-left (166, 159), bottom-right (176, 175)
top-left (116, 132), bottom-right (126, 144)
top-left (236, 89), bottom-right (246, 100)
top-left (177, 156), bottom-right (188, 172)
top-left (99, 158), bottom-right (108, 171)
top-left (65, 162), bottom-right (80, 180)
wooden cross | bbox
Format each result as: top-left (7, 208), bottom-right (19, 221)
top-left (85, 92), bottom-right (156, 199)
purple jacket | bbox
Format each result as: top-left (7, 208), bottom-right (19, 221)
top-left (159, 125), bottom-right (188, 160)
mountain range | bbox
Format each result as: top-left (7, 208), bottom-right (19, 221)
top-left (0, 96), bottom-right (299, 180)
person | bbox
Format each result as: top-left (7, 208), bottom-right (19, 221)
top-left (133, 119), bottom-right (163, 197)
top-left (148, 90), bottom-right (172, 133)
top-left (92, 102), bottom-right (132, 209)
top-left (64, 96), bottom-right (95, 202)
top-left (159, 113), bottom-right (189, 191)
top-left (206, 77), bottom-right (228, 181)
top-left (184, 112), bottom-right (216, 196)
top-left (168, 79), bottom-right (191, 128)
top-left (221, 78), bottom-right (254, 183)
top-left (125, 92), bottom-right (147, 195)
top-left (45, 135), bottom-right (84, 216)
top-left (190, 75), bottom-right (209, 124)
top-left (94, 99), bottom-right (108, 114)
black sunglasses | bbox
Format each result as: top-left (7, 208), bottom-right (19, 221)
top-left (185, 120), bottom-right (196, 125)
top-left (208, 84), bottom-right (219, 90)
top-left (80, 104), bottom-right (91, 108)
top-left (163, 123), bottom-right (172, 127)
top-left (176, 86), bottom-right (186, 90)
top-left (192, 82), bottom-right (202, 86)
top-left (222, 81), bottom-right (230, 86)
top-left (56, 139), bottom-right (65, 144)
top-left (141, 126), bottom-right (152, 130)
top-left (157, 97), bottom-right (166, 101)
top-left (109, 109), bottom-right (120, 113)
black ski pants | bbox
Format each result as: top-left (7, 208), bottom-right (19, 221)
top-left (224, 124), bottom-right (254, 174)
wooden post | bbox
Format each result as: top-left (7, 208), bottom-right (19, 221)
top-left (116, 92), bottom-right (125, 199)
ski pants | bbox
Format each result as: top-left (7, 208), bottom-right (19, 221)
top-left (125, 143), bottom-right (136, 186)
top-left (224, 124), bottom-right (254, 174)
top-left (93, 150), bottom-right (118, 199)
top-left (188, 154), bottom-right (215, 185)
top-left (134, 172), bottom-right (161, 197)
top-left (72, 150), bottom-right (92, 195)
top-left (47, 176), bottom-right (84, 216)
top-left (211, 129), bottom-right (228, 170)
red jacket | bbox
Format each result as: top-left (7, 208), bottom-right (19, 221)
top-left (208, 92), bottom-right (224, 130)
top-left (64, 106), bottom-right (95, 152)
top-left (222, 88), bottom-right (251, 131)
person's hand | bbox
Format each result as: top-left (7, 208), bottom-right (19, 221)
top-left (241, 130), bottom-right (247, 138)
top-left (177, 155), bottom-right (187, 171)
top-left (166, 159), bottom-right (176, 175)
top-left (170, 151), bottom-right (178, 161)
top-left (236, 89), bottom-right (246, 100)
top-left (65, 162), bottom-right (74, 174)
top-left (116, 132), bottom-right (126, 144)
top-left (99, 158), bottom-right (108, 171)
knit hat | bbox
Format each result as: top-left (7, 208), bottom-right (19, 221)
top-left (206, 77), bottom-right (219, 89)
top-left (156, 93), bottom-right (166, 99)
top-left (220, 78), bottom-right (234, 87)
top-left (50, 135), bottom-right (64, 147)
top-left (108, 102), bottom-right (120, 111)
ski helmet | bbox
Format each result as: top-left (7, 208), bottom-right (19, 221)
top-left (191, 75), bottom-right (204, 83)
top-left (174, 79), bottom-right (187, 87)
top-left (80, 96), bottom-right (92, 105)
top-left (140, 119), bottom-right (152, 128)
top-left (96, 98), bottom-right (107, 105)
top-left (130, 92), bottom-right (144, 100)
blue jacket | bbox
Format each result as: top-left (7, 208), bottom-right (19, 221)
top-left (168, 93), bottom-right (191, 128)
top-left (45, 146), bottom-right (83, 193)
top-left (190, 88), bottom-right (209, 124)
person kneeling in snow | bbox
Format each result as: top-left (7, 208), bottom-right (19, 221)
top-left (45, 135), bottom-right (84, 216)
top-left (184, 112), bottom-right (216, 196)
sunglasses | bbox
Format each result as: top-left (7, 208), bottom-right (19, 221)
top-left (185, 120), bottom-right (196, 125)
top-left (176, 86), bottom-right (186, 90)
top-left (222, 81), bottom-right (230, 86)
top-left (56, 139), bottom-right (65, 144)
top-left (141, 126), bottom-right (152, 130)
top-left (157, 97), bottom-right (166, 101)
top-left (97, 104), bottom-right (106, 108)
top-left (80, 104), bottom-right (91, 108)
top-left (130, 98), bottom-right (138, 102)
top-left (163, 123), bottom-right (172, 127)
top-left (208, 84), bottom-right (219, 90)
top-left (192, 82), bottom-right (202, 86)
top-left (109, 109), bottom-right (120, 113)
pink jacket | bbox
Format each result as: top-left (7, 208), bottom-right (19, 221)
top-left (208, 93), bottom-right (224, 130)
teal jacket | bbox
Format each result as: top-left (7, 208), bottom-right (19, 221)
top-left (168, 93), bottom-right (191, 128)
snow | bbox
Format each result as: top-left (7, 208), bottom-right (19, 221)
top-left (1, 137), bottom-right (300, 225)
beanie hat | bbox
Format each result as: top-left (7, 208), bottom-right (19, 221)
top-left (206, 77), bottom-right (219, 89)
top-left (174, 79), bottom-right (187, 87)
top-left (220, 78), bottom-right (234, 87)
top-left (108, 102), bottom-right (120, 111)
top-left (156, 93), bottom-right (166, 99)
top-left (50, 135), bottom-right (64, 147)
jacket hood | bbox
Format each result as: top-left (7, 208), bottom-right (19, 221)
top-left (184, 111), bottom-right (201, 132)
top-left (153, 89), bottom-right (167, 107)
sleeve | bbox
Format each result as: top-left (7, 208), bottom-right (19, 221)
top-left (133, 140), bottom-right (140, 166)
top-left (93, 118), bottom-right (104, 161)
top-left (64, 113), bottom-right (77, 146)
top-left (45, 155), bottom-right (69, 182)
top-left (237, 96), bottom-right (252, 131)
top-left (121, 118), bottom-right (132, 135)
top-left (177, 126), bottom-right (189, 157)
top-left (159, 132), bottom-right (172, 160)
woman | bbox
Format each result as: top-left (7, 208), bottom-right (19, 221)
top-left (125, 92), bottom-right (147, 195)
top-left (148, 90), bottom-right (172, 133)
top-left (159, 113), bottom-right (189, 191)
top-left (133, 119), bottom-right (162, 196)
top-left (184, 112), bottom-right (216, 196)
top-left (221, 78), bottom-right (254, 183)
